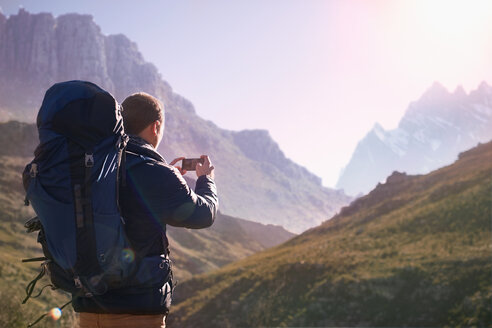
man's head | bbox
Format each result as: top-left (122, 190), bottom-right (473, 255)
top-left (121, 92), bottom-right (164, 148)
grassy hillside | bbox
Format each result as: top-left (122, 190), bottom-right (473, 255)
top-left (0, 156), bottom-right (77, 327)
top-left (169, 141), bottom-right (492, 327)
top-left (168, 213), bottom-right (294, 280)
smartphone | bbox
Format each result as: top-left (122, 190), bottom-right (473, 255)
top-left (182, 158), bottom-right (204, 171)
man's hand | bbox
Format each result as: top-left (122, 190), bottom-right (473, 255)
top-left (196, 155), bottom-right (215, 179)
top-left (169, 157), bottom-right (187, 175)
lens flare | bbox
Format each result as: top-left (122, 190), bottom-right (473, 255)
top-left (121, 248), bottom-right (135, 263)
top-left (49, 307), bottom-right (62, 320)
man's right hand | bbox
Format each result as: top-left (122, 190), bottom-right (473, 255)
top-left (196, 155), bottom-right (215, 179)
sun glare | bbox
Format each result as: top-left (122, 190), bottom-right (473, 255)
top-left (421, 0), bottom-right (490, 35)
top-left (49, 307), bottom-right (62, 321)
top-left (403, 0), bottom-right (492, 44)
top-left (388, 0), bottom-right (492, 89)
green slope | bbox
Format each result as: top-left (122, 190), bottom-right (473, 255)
top-left (169, 141), bottom-right (492, 327)
top-left (168, 212), bottom-right (294, 281)
top-left (0, 156), bottom-right (77, 327)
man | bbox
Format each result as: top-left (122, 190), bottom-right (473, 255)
top-left (76, 92), bottom-right (218, 328)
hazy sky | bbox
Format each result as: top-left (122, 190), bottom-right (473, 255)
top-left (2, 0), bottom-right (492, 188)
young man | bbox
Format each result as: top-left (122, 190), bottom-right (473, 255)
top-left (76, 92), bottom-right (218, 328)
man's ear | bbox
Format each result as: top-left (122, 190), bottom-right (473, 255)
top-left (152, 121), bottom-right (160, 136)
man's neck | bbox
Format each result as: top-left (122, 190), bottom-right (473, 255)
top-left (127, 135), bottom-right (166, 163)
top-left (136, 134), bottom-right (155, 148)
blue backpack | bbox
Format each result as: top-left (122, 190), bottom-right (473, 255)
top-left (22, 81), bottom-right (172, 325)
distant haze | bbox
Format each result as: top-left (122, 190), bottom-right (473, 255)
top-left (2, 0), bottom-right (491, 187)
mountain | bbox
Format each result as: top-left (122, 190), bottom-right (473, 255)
top-left (168, 141), bottom-right (492, 327)
top-left (0, 9), bottom-right (351, 233)
top-left (337, 81), bottom-right (492, 195)
top-left (0, 120), bottom-right (294, 327)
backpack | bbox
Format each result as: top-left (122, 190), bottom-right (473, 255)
top-left (21, 81), bottom-right (172, 325)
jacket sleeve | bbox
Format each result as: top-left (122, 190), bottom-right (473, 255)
top-left (129, 161), bottom-right (218, 228)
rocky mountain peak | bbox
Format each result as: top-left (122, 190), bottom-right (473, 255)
top-left (0, 10), bottom-right (175, 120)
top-left (373, 122), bottom-right (384, 131)
top-left (0, 10), bottom-right (351, 232)
top-left (469, 81), bottom-right (492, 104)
top-left (420, 81), bottom-right (449, 101)
top-left (477, 80), bottom-right (491, 93)
top-left (233, 129), bottom-right (284, 162)
top-left (452, 85), bottom-right (467, 98)
top-left (337, 81), bottom-right (492, 196)
top-left (385, 171), bottom-right (408, 185)
top-left (232, 129), bottom-right (321, 185)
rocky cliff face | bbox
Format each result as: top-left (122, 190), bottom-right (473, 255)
top-left (337, 81), bottom-right (492, 195)
top-left (0, 10), bottom-right (351, 232)
top-left (0, 9), bottom-right (172, 120)
top-left (232, 129), bottom-right (321, 185)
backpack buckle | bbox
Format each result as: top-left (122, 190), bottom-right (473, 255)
top-left (30, 163), bottom-right (38, 178)
top-left (117, 134), bottom-right (129, 150)
top-left (74, 276), bottom-right (83, 289)
top-left (85, 153), bottom-right (94, 167)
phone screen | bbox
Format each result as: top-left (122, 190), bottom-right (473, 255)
top-left (182, 158), bottom-right (204, 171)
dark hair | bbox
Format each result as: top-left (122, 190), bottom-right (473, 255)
top-left (121, 92), bottom-right (164, 134)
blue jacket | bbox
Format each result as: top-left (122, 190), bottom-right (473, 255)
top-left (72, 135), bottom-right (218, 314)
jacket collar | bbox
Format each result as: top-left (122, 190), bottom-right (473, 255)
top-left (126, 135), bottom-right (166, 164)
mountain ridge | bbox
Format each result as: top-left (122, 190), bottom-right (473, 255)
top-left (337, 81), bottom-right (492, 195)
top-left (0, 10), bottom-right (351, 232)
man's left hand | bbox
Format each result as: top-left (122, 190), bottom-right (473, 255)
top-left (170, 157), bottom-right (187, 175)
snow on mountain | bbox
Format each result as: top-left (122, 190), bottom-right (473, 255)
top-left (337, 81), bottom-right (492, 195)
